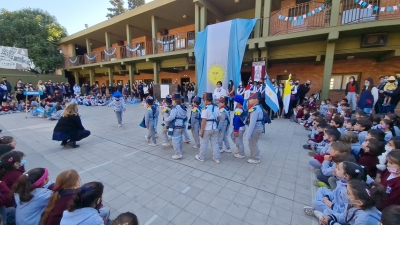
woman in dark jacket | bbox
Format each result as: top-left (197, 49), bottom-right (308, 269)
top-left (357, 78), bottom-right (374, 114)
top-left (52, 103), bottom-right (90, 148)
top-left (345, 76), bottom-right (359, 113)
top-left (382, 77), bottom-right (400, 114)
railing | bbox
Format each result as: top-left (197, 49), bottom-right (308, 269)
top-left (64, 55), bottom-right (84, 68)
top-left (101, 47), bottom-right (118, 62)
top-left (269, 1), bottom-right (330, 36)
top-left (84, 51), bottom-right (101, 64)
top-left (121, 42), bottom-right (147, 58)
top-left (339, 0), bottom-right (400, 25)
top-left (152, 32), bottom-right (195, 54)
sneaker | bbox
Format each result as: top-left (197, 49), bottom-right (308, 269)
top-left (193, 145), bottom-right (200, 149)
top-left (314, 169), bottom-right (321, 175)
top-left (234, 153), bottom-right (245, 158)
top-left (145, 135), bottom-right (149, 142)
top-left (219, 149), bottom-right (224, 153)
top-left (195, 155), bottom-right (204, 162)
top-left (303, 206), bottom-right (314, 216)
top-left (213, 158), bottom-right (220, 164)
top-left (313, 179), bottom-right (321, 187)
top-left (184, 139), bottom-right (190, 143)
top-left (307, 134), bottom-right (311, 138)
top-left (118, 124), bottom-right (122, 127)
top-left (313, 210), bottom-right (324, 220)
top-left (162, 143), bottom-right (171, 147)
top-left (224, 149), bottom-right (232, 153)
top-left (149, 143), bottom-right (157, 147)
top-left (303, 144), bottom-right (311, 150)
top-left (172, 154), bottom-right (182, 160)
top-left (155, 134), bottom-right (159, 138)
top-left (308, 152), bottom-right (316, 157)
top-left (247, 158), bottom-right (260, 164)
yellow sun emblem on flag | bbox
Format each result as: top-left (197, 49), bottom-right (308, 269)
top-left (208, 64), bottom-right (225, 85)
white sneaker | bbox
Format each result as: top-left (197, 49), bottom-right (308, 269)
top-left (172, 154), bottom-right (182, 160)
top-left (184, 140), bottom-right (190, 143)
top-left (224, 149), bottom-right (232, 153)
top-left (213, 158), bottom-right (220, 164)
top-left (118, 124), bottom-right (122, 127)
top-left (303, 206), bottom-right (314, 216)
top-left (162, 143), bottom-right (171, 147)
top-left (313, 210), bottom-right (324, 220)
top-left (155, 134), bottom-right (158, 138)
top-left (234, 153), bottom-right (245, 159)
top-left (195, 155), bottom-right (204, 162)
top-left (145, 135), bottom-right (149, 142)
top-left (149, 143), bottom-right (157, 147)
top-left (193, 145), bottom-right (200, 149)
top-left (219, 149), bottom-right (224, 153)
top-left (247, 158), bottom-right (260, 164)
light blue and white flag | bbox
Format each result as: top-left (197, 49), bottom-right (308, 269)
top-left (264, 74), bottom-right (280, 113)
top-left (195, 19), bottom-right (257, 96)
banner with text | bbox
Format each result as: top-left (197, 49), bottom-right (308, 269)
top-left (0, 46), bottom-right (30, 70)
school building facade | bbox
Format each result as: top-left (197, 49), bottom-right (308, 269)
top-left (58, 0), bottom-right (400, 102)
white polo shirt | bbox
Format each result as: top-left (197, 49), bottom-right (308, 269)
top-left (213, 87), bottom-right (226, 101)
top-left (201, 104), bottom-right (221, 130)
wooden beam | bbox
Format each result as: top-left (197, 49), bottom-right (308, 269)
top-left (377, 50), bottom-right (400, 62)
top-left (194, 0), bottom-right (225, 22)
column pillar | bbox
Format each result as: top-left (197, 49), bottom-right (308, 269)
top-left (330, 0), bottom-right (340, 27)
top-left (71, 44), bottom-right (77, 57)
top-left (151, 15), bottom-right (158, 54)
top-left (105, 32), bottom-right (111, 49)
top-left (126, 24), bottom-right (132, 45)
top-left (86, 38), bottom-right (92, 53)
top-left (89, 69), bottom-right (95, 85)
top-left (108, 67), bottom-right (114, 87)
top-left (128, 64), bottom-right (135, 91)
top-left (153, 62), bottom-right (159, 84)
top-left (200, 6), bottom-right (207, 31)
top-left (254, 0), bottom-right (262, 38)
top-left (74, 71), bottom-right (79, 85)
top-left (262, 0), bottom-right (272, 37)
top-left (195, 4), bottom-right (200, 35)
top-left (321, 42), bottom-right (335, 100)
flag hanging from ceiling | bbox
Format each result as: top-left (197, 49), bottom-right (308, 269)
top-left (194, 19), bottom-right (257, 95)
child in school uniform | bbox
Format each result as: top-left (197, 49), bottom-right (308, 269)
top-left (378, 118), bottom-right (395, 143)
top-left (29, 101), bottom-right (41, 117)
top-left (143, 97), bottom-right (157, 146)
top-left (309, 128), bottom-right (341, 158)
top-left (161, 95), bottom-right (173, 147)
top-left (381, 205), bottom-right (400, 225)
top-left (376, 136), bottom-right (400, 172)
top-left (181, 97), bottom-right (191, 144)
top-left (231, 95), bottom-right (246, 159)
top-left (218, 96), bottom-right (231, 153)
top-left (188, 96), bottom-right (202, 149)
top-left (298, 108), bottom-right (310, 126)
top-left (344, 119), bottom-right (357, 132)
top-left (108, 96), bottom-right (126, 127)
top-left (304, 123), bottom-right (326, 149)
top-left (319, 100), bottom-right (328, 116)
top-left (359, 138), bottom-right (385, 178)
top-left (340, 131), bottom-right (361, 161)
top-left (330, 116), bottom-right (345, 134)
top-left (354, 118), bottom-right (372, 144)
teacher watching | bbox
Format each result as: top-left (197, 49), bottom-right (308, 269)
top-left (52, 103), bottom-right (90, 148)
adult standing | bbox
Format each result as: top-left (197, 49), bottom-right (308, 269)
top-left (2, 77), bottom-right (12, 95)
top-left (175, 80), bottom-right (182, 95)
top-left (376, 76), bottom-right (388, 114)
top-left (81, 84), bottom-right (87, 96)
top-left (15, 80), bottom-right (25, 102)
top-left (100, 83), bottom-right (106, 96)
top-left (85, 83), bottom-right (91, 96)
top-left (213, 81), bottom-right (227, 104)
top-left (1, 77), bottom-right (11, 105)
top-left (36, 80), bottom-right (46, 95)
top-left (298, 80), bottom-right (311, 105)
top-left (138, 81), bottom-right (144, 101)
top-left (52, 103), bottom-right (90, 148)
top-left (382, 76), bottom-right (400, 114)
top-left (117, 82), bottom-right (123, 92)
top-left (345, 76), bottom-right (359, 113)
top-left (227, 80), bottom-right (235, 111)
top-left (357, 78), bottom-right (375, 114)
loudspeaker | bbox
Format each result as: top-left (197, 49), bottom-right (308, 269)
top-left (159, 29), bottom-right (168, 36)
top-left (117, 40), bottom-right (124, 46)
top-left (119, 65), bottom-right (126, 70)
top-left (361, 33), bottom-right (388, 48)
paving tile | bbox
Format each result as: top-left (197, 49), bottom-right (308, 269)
top-left (225, 202), bottom-right (249, 220)
top-left (291, 213), bottom-right (314, 225)
top-left (199, 206), bottom-right (224, 224)
top-left (145, 197), bottom-right (169, 213)
top-left (158, 188), bottom-right (180, 202)
top-left (195, 191), bottom-right (215, 204)
top-left (268, 205), bottom-right (292, 224)
top-left (203, 183), bottom-right (223, 195)
top-left (158, 203), bottom-right (182, 222)
top-left (107, 194), bottom-right (133, 210)
top-left (135, 207), bottom-right (156, 224)
top-left (217, 213), bottom-right (242, 225)
top-left (244, 209), bottom-right (268, 225)
top-left (171, 210), bottom-right (197, 225)
top-left (171, 194), bottom-right (193, 208)
top-left (276, 187), bottom-right (295, 200)
top-left (217, 188), bottom-right (237, 201)
top-left (184, 186), bottom-right (203, 199)
top-left (232, 193), bottom-right (254, 208)
top-left (185, 200), bottom-right (207, 216)
top-left (192, 217), bottom-right (211, 225)
top-left (273, 195), bottom-right (294, 212)
top-left (255, 190), bottom-right (275, 204)
top-left (250, 198), bottom-right (272, 216)
top-left (209, 196), bottom-right (231, 212)
top-left (239, 185), bottom-right (257, 198)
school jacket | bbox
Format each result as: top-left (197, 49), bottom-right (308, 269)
top-left (162, 105), bottom-right (173, 127)
top-left (1, 168), bottom-right (24, 190)
top-left (219, 107), bottom-right (230, 132)
top-left (322, 180), bottom-right (349, 215)
top-left (377, 170), bottom-right (400, 211)
top-left (245, 105), bottom-right (263, 140)
top-left (351, 142), bottom-right (361, 161)
top-left (358, 152), bottom-right (379, 178)
top-left (233, 107), bottom-right (245, 132)
top-left (316, 141), bottom-right (331, 155)
top-left (358, 131), bottom-right (368, 145)
top-left (188, 106), bottom-right (201, 130)
top-left (108, 99), bottom-right (126, 112)
top-left (44, 189), bottom-right (75, 225)
top-left (309, 132), bottom-right (323, 143)
top-left (60, 207), bottom-right (104, 225)
top-left (14, 188), bottom-right (53, 225)
top-left (320, 104), bottom-right (328, 116)
top-left (328, 204), bottom-right (381, 225)
top-left (164, 105), bottom-right (187, 128)
top-left (321, 160), bottom-right (335, 177)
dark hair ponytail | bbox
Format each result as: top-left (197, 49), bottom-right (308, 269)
top-left (68, 182), bottom-right (104, 212)
top-left (11, 168), bottom-right (46, 203)
top-left (342, 162), bottom-right (367, 181)
top-left (0, 151), bottom-right (24, 180)
top-left (348, 180), bottom-right (385, 210)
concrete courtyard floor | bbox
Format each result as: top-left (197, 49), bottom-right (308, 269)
top-left (0, 104), bottom-right (319, 225)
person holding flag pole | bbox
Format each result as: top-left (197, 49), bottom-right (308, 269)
top-left (283, 74), bottom-right (293, 118)
top-left (263, 73), bottom-right (280, 117)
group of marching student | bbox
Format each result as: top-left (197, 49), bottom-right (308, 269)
top-left (299, 103), bottom-right (400, 224)
top-left (139, 81), bottom-right (270, 164)
top-left (0, 134), bottom-right (138, 225)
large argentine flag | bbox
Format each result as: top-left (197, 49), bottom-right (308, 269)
top-left (264, 75), bottom-right (279, 113)
top-left (195, 19), bottom-right (257, 95)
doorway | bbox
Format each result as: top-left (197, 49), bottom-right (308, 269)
top-left (181, 78), bottom-right (190, 96)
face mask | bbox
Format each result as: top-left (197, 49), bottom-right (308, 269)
top-left (350, 79), bottom-right (354, 82)
top-left (290, 82), bottom-right (293, 85)
top-left (384, 79), bottom-right (388, 82)
top-left (306, 83), bottom-right (310, 86)
top-left (365, 83), bottom-right (369, 87)
top-left (387, 167), bottom-right (400, 174)
top-left (295, 82), bottom-right (299, 85)
top-left (385, 145), bottom-right (392, 152)
top-left (20, 158), bottom-right (26, 166)
top-left (321, 102), bottom-right (325, 105)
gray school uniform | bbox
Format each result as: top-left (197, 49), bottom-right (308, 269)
top-left (327, 205), bottom-right (381, 225)
top-left (145, 106), bottom-right (157, 144)
top-left (358, 131), bottom-right (367, 145)
top-left (199, 104), bottom-right (221, 161)
top-left (245, 105), bottom-right (264, 161)
top-left (164, 105), bottom-right (188, 156)
top-left (218, 107), bottom-right (231, 150)
top-left (162, 105), bottom-right (173, 144)
top-left (189, 106), bottom-right (202, 148)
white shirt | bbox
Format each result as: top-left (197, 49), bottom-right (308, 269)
top-left (213, 87), bottom-right (226, 101)
top-left (201, 104), bottom-right (221, 130)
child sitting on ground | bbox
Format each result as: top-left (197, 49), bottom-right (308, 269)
top-left (293, 105), bottom-right (303, 123)
top-left (112, 212), bottom-right (139, 225)
top-left (376, 136), bottom-right (400, 172)
top-left (381, 205), bottom-right (400, 225)
top-left (304, 160), bottom-right (363, 220)
top-left (330, 116), bottom-right (345, 134)
top-left (309, 128), bottom-right (341, 159)
top-left (304, 123), bottom-right (327, 149)
top-left (340, 131), bottom-right (361, 161)
top-left (354, 118), bottom-right (372, 144)
top-left (299, 108), bottom-right (310, 126)
top-left (339, 103), bottom-right (352, 121)
top-left (366, 129), bottom-right (385, 143)
top-left (359, 138), bottom-right (385, 178)
top-left (319, 100), bottom-right (329, 116)
top-left (48, 104), bottom-right (64, 121)
top-left (378, 118), bottom-right (395, 143)
top-left (319, 179), bottom-right (383, 225)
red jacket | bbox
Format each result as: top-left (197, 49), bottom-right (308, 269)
top-left (358, 152), bottom-right (379, 178)
top-left (44, 189), bottom-right (75, 225)
top-left (309, 132), bottom-right (324, 143)
top-left (1, 168), bottom-right (24, 190)
top-left (296, 109), bottom-right (304, 119)
top-left (377, 170), bottom-right (400, 211)
top-left (0, 181), bottom-right (13, 207)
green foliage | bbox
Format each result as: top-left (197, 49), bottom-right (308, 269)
top-left (127, 0), bottom-right (145, 10)
top-left (106, 0), bottom-right (126, 19)
top-left (0, 8), bottom-right (67, 72)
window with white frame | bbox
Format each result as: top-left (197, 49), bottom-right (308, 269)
top-left (330, 74), bottom-right (359, 90)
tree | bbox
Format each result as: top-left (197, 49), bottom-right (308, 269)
top-left (106, 0), bottom-right (126, 19)
top-left (0, 8), bottom-right (67, 72)
top-left (127, 0), bottom-right (145, 10)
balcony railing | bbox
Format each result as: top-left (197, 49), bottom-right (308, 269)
top-left (270, 1), bottom-right (331, 36)
top-left (339, 0), bottom-right (400, 25)
top-left (64, 32), bottom-right (195, 69)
